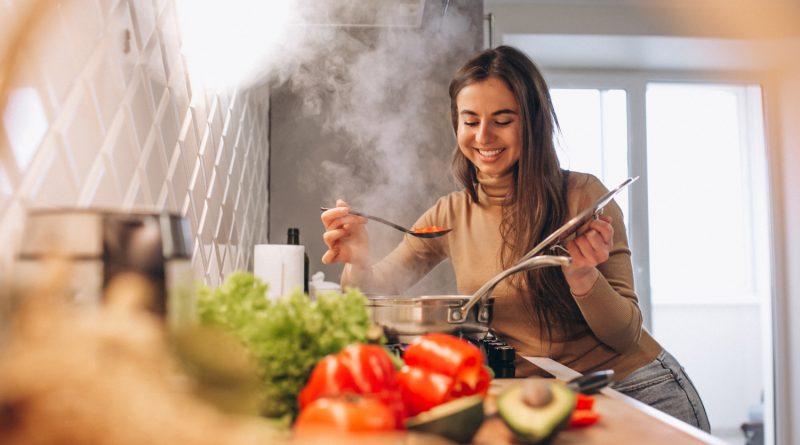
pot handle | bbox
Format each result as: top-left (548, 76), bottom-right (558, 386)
top-left (447, 255), bottom-right (572, 324)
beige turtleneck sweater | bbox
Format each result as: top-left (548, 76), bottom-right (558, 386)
top-left (342, 171), bottom-right (662, 380)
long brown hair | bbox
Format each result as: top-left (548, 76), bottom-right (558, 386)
top-left (449, 46), bottom-right (585, 339)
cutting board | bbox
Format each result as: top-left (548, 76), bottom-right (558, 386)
top-left (474, 378), bottom-right (722, 445)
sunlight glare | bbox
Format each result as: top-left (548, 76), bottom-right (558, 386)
top-left (175, 0), bottom-right (293, 89)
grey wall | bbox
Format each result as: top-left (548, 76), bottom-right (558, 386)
top-left (268, 0), bottom-right (483, 293)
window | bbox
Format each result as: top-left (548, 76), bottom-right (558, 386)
top-left (646, 83), bottom-right (768, 306)
top-left (551, 88), bottom-right (630, 228)
top-left (549, 79), bottom-right (773, 444)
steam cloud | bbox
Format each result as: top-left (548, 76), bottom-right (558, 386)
top-left (265, 2), bottom-right (479, 268)
top-left (274, 3), bottom-right (476, 207)
top-left (180, 0), bottom-right (481, 290)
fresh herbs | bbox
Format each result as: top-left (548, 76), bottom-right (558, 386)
top-left (196, 271), bottom-right (376, 419)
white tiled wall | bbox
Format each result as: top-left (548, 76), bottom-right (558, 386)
top-left (0, 0), bottom-right (270, 286)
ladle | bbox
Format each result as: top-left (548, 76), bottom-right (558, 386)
top-left (320, 207), bottom-right (452, 239)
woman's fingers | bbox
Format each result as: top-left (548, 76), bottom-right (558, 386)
top-left (567, 226), bottom-right (611, 267)
top-left (321, 206), bottom-right (349, 228)
top-left (322, 227), bottom-right (348, 248)
top-left (320, 198), bottom-right (371, 266)
top-left (321, 208), bottom-right (368, 231)
top-left (587, 216), bottom-right (613, 245)
top-left (562, 214), bottom-right (616, 289)
top-left (575, 232), bottom-right (608, 263)
top-left (321, 248), bottom-right (339, 265)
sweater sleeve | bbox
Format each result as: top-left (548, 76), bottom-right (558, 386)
top-left (571, 179), bottom-right (643, 353)
top-left (341, 200), bottom-right (449, 295)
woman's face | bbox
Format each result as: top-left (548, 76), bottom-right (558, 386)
top-left (456, 76), bottom-right (521, 177)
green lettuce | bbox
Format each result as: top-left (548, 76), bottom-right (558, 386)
top-left (196, 271), bottom-right (375, 418)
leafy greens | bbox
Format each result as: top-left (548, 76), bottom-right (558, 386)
top-left (196, 271), bottom-right (375, 419)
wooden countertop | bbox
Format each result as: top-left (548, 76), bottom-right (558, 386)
top-left (473, 357), bottom-right (726, 445)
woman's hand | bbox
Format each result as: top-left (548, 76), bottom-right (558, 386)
top-left (320, 199), bottom-right (370, 267)
top-left (562, 214), bottom-right (614, 296)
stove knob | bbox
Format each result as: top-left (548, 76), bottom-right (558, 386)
top-left (492, 365), bottom-right (516, 378)
top-left (488, 345), bottom-right (516, 363)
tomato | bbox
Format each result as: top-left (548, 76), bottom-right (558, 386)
top-left (294, 396), bottom-right (396, 434)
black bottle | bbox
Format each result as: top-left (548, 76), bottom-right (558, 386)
top-left (287, 228), bottom-right (309, 294)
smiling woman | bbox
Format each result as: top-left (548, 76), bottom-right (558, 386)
top-left (321, 44), bottom-right (711, 432)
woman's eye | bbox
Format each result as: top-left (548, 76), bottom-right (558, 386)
top-left (463, 121), bottom-right (479, 127)
top-left (495, 120), bottom-right (512, 126)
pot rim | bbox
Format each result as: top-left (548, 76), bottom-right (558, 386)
top-left (366, 294), bottom-right (495, 307)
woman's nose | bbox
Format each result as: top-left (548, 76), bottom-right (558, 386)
top-left (475, 123), bottom-right (494, 144)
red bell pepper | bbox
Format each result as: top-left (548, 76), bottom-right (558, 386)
top-left (569, 409), bottom-right (600, 428)
top-left (450, 365), bottom-right (491, 399)
top-left (298, 344), bottom-right (406, 428)
top-left (404, 333), bottom-right (484, 391)
top-left (299, 354), bottom-right (359, 409)
top-left (398, 334), bottom-right (490, 416)
top-left (294, 395), bottom-right (397, 435)
top-left (575, 393), bottom-right (595, 410)
top-left (396, 365), bottom-right (455, 416)
top-left (569, 393), bottom-right (600, 428)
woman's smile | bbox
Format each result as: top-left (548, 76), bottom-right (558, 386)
top-left (476, 147), bottom-right (505, 158)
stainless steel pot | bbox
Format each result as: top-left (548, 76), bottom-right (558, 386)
top-left (367, 294), bottom-right (492, 343)
top-left (366, 255), bottom-right (571, 343)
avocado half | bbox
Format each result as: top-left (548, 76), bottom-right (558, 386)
top-left (406, 395), bottom-right (485, 443)
top-left (497, 380), bottom-right (576, 444)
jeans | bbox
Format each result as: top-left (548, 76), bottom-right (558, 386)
top-left (611, 350), bottom-right (711, 432)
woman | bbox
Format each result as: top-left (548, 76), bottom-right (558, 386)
top-left (320, 45), bottom-right (710, 432)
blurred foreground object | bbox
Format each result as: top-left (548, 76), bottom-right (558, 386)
top-left (0, 269), bottom-right (288, 445)
top-left (15, 209), bottom-right (195, 326)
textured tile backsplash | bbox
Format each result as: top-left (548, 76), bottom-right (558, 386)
top-left (0, 0), bottom-right (270, 286)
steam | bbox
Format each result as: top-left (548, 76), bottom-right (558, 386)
top-left (177, 0), bottom-right (479, 288)
top-left (280, 10), bottom-right (476, 265)
top-left (281, 8), bottom-right (475, 209)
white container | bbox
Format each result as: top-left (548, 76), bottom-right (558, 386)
top-left (253, 244), bottom-right (305, 300)
top-left (309, 271), bottom-right (341, 300)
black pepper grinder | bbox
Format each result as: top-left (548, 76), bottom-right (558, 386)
top-left (287, 228), bottom-right (309, 294)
